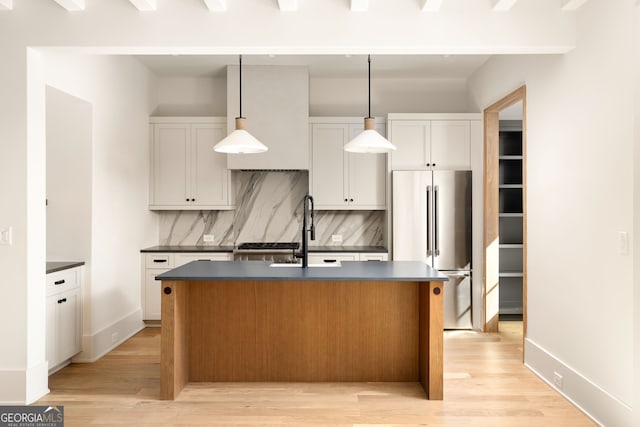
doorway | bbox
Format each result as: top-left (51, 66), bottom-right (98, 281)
top-left (482, 86), bottom-right (527, 344)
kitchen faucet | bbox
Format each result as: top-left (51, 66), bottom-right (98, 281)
top-left (297, 194), bottom-right (315, 268)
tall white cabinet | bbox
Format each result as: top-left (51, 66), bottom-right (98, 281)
top-left (310, 117), bottom-right (387, 210)
top-left (149, 117), bottom-right (235, 210)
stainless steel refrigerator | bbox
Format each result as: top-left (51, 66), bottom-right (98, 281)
top-left (392, 170), bottom-right (472, 329)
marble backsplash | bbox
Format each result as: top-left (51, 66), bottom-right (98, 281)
top-left (158, 171), bottom-right (385, 247)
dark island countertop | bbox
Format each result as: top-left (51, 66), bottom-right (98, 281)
top-left (46, 261), bottom-right (85, 274)
top-left (156, 260), bottom-right (447, 282)
top-left (141, 245), bottom-right (386, 253)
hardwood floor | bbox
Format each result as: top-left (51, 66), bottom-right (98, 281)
top-left (38, 322), bottom-right (594, 426)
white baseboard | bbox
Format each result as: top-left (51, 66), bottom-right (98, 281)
top-left (524, 338), bottom-right (632, 427)
top-left (72, 309), bottom-right (145, 363)
top-left (0, 361), bottom-right (50, 404)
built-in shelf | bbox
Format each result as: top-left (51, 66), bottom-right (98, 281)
top-left (498, 120), bottom-right (524, 319)
top-left (499, 272), bottom-right (524, 278)
top-left (499, 212), bottom-right (523, 218)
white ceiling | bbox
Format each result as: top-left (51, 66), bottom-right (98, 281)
top-left (134, 54), bottom-right (492, 79)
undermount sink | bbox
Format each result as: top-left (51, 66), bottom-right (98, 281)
top-left (269, 261), bottom-right (342, 268)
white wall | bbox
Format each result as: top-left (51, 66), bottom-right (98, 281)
top-left (43, 53), bottom-right (157, 361)
top-left (468, 1), bottom-right (635, 425)
top-left (150, 76), bottom-right (227, 116)
top-left (634, 6), bottom-right (640, 426)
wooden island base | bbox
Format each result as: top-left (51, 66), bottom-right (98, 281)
top-left (161, 279), bottom-right (443, 400)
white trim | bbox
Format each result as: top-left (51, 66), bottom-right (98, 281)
top-left (149, 116), bottom-right (226, 124)
top-left (277, 0), bottom-right (297, 11)
top-left (129, 0), bottom-right (156, 11)
top-left (52, 0), bottom-right (85, 11)
top-left (0, 0), bottom-right (13, 10)
top-left (421, 0), bottom-right (443, 12)
top-left (524, 338), bottom-right (633, 427)
top-left (560, 0), bottom-right (589, 11)
top-left (387, 113), bottom-right (482, 121)
top-left (203, 0), bottom-right (226, 12)
top-left (492, 0), bottom-right (518, 12)
top-left (72, 309), bottom-right (145, 363)
top-left (350, 0), bottom-right (368, 12)
top-left (309, 116), bottom-right (385, 124)
top-left (0, 362), bottom-right (49, 404)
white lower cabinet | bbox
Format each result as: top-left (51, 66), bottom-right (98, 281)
top-left (46, 266), bottom-right (83, 373)
top-left (308, 252), bottom-right (389, 264)
top-left (142, 252), bottom-right (233, 320)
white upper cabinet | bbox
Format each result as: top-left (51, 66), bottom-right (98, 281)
top-left (149, 117), bottom-right (234, 210)
top-left (388, 114), bottom-right (480, 170)
top-left (310, 117), bottom-right (386, 210)
top-left (226, 66), bottom-right (309, 170)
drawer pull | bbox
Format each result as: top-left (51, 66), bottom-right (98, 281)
top-left (54, 279), bottom-right (65, 285)
top-left (324, 259), bottom-right (337, 263)
top-left (57, 298), bottom-right (67, 304)
top-left (153, 259), bottom-right (168, 263)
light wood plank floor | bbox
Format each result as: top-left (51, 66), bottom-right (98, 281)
top-left (38, 322), bottom-right (594, 426)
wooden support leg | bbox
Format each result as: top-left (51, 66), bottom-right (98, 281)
top-left (418, 280), bottom-right (444, 399)
top-left (160, 281), bottom-right (188, 400)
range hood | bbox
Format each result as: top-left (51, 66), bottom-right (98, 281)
top-left (226, 65), bottom-right (309, 170)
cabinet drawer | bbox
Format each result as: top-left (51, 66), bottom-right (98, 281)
top-left (145, 254), bottom-right (173, 269)
top-left (174, 253), bottom-right (232, 267)
top-left (308, 253), bottom-right (359, 264)
top-left (359, 253), bottom-right (389, 261)
top-left (46, 268), bottom-right (80, 296)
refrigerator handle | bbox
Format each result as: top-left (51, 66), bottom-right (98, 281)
top-left (434, 185), bottom-right (440, 256)
top-left (426, 185), bottom-right (432, 257)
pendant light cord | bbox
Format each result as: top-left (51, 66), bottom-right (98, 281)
top-left (368, 54), bottom-right (371, 119)
top-left (239, 54), bottom-right (243, 118)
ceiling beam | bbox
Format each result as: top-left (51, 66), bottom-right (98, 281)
top-left (421, 0), bottom-right (443, 12)
top-left (277, 0), bottom-right (298, 11)
top-left (560, 0), bottom-right (589, 11)
top-left (350, 0), bottom-right (368, 12)
top-left (129, 0), bottom-right (156, 11)
top-left (0, 0), bottom-right (13, 10)
top-left (492, 0), bottom-right (518, 11)
top-left (203, 0), bottom-right (227, 11)
top-left (52, 0), bottom-right (85, 11)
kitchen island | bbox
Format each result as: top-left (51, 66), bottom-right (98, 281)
top-left (156, 260), bottom-right (448, 400)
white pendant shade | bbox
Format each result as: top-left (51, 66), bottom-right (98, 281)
top-left (344, 117), bottom-right (396, 153)
top-left (214, 117), bottom-right (268, 154)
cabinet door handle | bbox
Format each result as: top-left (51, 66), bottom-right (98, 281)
top-left (344, 198), bottom-right (348, 202)
top-left (57, 298), bottom-right (67, 304)
top-left (191, 198), bottom-right (195, 202)
top-left (349, 198), bottom-right (354, 202)
top-left (54, 279), bottom-right (65, 285)
top-left (323, 259), bottom-right (337, 263)
top-left (153, 259), bottom-right (167, 263)
top-left (185, 198), bottom-right (189, 202)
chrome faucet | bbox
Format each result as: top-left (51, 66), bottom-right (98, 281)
top-left (297, 194), bottom-right (315, 268)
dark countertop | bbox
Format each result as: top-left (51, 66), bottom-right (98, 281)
top-left (156, 260), bottom-right (447, 282)
top-left (309, 246), bottom-right (387, 253)
top-left (141, 245), bottom-right (386, 253)
top-left (46, 261), bottom-right (85, 274)
top-left (141, 245), bottom-right (235, 253)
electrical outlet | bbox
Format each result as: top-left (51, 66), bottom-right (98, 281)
top-left (0, 226), bottom-right (13, 246)
top-left (331, 234), bottom-right (343, 243)
top-left (618, 231), bottom-right (629, 255)
top-left (553, 371), bottom-right (563, 389)
top-left (203, 234), bottom-right (215, 243)
top-left (111, 332), bottom-right (120, 344)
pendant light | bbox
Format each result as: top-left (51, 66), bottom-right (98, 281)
top-left (344, 55), bottom-right (396, 153)
top-left (214, 55), bottom-right (268, 154)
